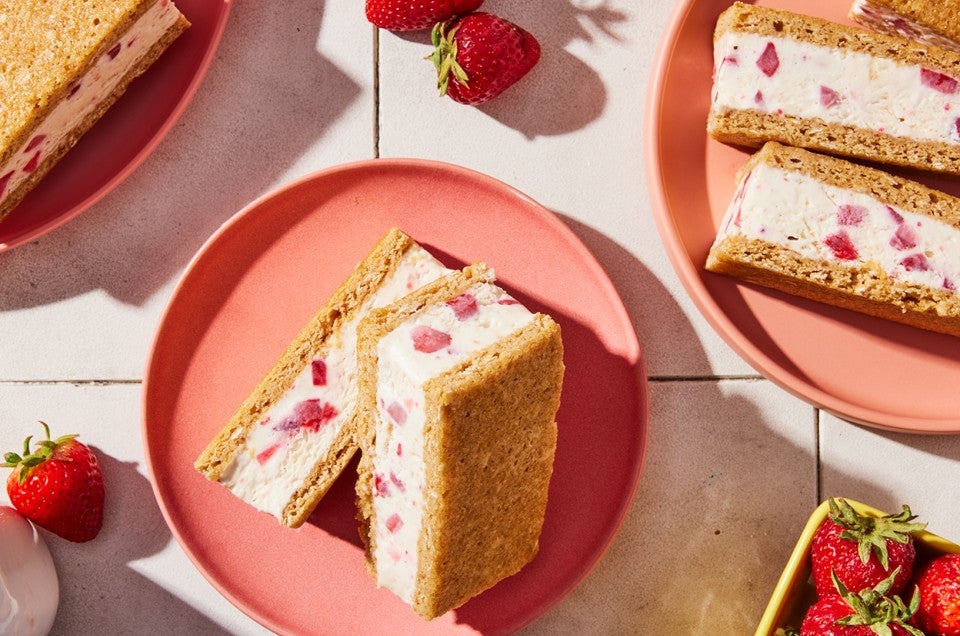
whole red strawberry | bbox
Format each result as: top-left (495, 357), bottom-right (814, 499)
top-left (3, 422), bottom-right (104, 542)
top-left (811, 498), bottom-right (925, 597)
top-left (913, 554), bottom-right (960, 636)
top-left (800, 570), bottom-right (923, 636)
top-left (430, 13), bottom-right (541, 105)
top-left (365, 0), bottom-right (483, 31)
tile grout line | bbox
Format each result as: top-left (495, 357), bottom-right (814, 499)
top-left (646, 374), bottom-right (765, 382)
top-left (0, 380), bottom-right (142, 386)
top-left (373, 25), bottom-right (380, 159)
top-left (814, 407), bottom-right (823, 504)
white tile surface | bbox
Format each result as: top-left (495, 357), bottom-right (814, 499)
top-left (522, 380), bottom-right (817, 635)
top-left (0, 0), bottom-right (958, 634)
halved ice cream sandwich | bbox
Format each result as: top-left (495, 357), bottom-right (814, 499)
top-left (850, 0), bottom-right (960, 53)
top-left (709, 2), bottom-right (960, 174)
top-left (706, 142), bottom-right (960, 338)
top-left (0, 0), bottom-right (190, 221)
top-left (195, 229), bottom-right (452, 527)
top-left (355, 264), bottom-right (564, 619)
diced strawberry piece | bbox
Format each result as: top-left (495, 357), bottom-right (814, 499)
top-left (945, 277), bottom-right (957, 291)
top-left (411, 325), bottom-right (451, 353)
top-left (921, 68), bottom-right (959, 94)
top-left (396, 443), bottom-right (403, 456)
top-left (447, 293), bottom-right (478, 320)
top-left (24, 135), bottom-right (46, 153)
top-left (0, 171), bottom-right (13, 198)
top-left (67, 82), bottom-right (81, 99)
top-left (820, 86), bottom-right (841, 108)
top-left (723, 54), bottom-right (739, 66)
top-left (955, 118), bottom-right (960, 138)
top-left (756, 41), bottom-right (779, 77)
top-left (296, 399), bottom-right (338, 432)
top-left (837, 204), bottom-right (866, 226)
top-left (311, 358), bottom-right (327, 386)
top-left (754, 90), bottom-right (764, 105)
top-left (22, 151), bottom-right (41, 173)
top-left (497, 298), bottom-right (519, 305)
top-left (890, 224), bottom-right (917, 250)
top-left (901, 254), bottom-right (931, 272)
top-left (255, 443), bottom-right (281, 465)
top-left (386, 401), bottom-right (407, 425)
top-left (107, 43), bottom-right (122, 60)
top-left (389, 472), bottom-right (406, 492)
top-left (385, 513), bottom-right (403, 533)
top-left (374, 473), bottom-right (390, 497)
top-left (824, 232), bottom-right (858, 260)
top-left (275, 399), bottom-right (339, 432)
top-left (886, 205), bottom-right (904, 224)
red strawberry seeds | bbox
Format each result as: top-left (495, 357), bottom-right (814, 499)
top-left (365, 0), bottom-right (483, 31)
top-left (811, 498), bottom-right (925, 598)
top-left (913, 554), bottom-right (960, 636)
top-left (431, 13), bottom-right (541, 105)
top-left (3, 422), bottom-right (105, 543)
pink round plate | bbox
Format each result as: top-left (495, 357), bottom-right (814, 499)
top-left (0, 0), bottom-right (232, 252)
top-left (646, 0), bottom-right (960, 433)
top-left (143, 159), bottom-right (647, 635)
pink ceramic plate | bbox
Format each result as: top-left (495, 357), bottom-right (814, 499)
top-left (143, 159), bottom-right (647, 635)
top-left (647, 0), bottom-right (960, 433)
top-left (0, 0), bottom-right (231, 252)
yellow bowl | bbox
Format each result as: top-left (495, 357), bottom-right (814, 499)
top-left (756, 498), bottom-right (960, 635)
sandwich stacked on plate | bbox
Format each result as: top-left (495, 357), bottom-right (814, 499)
top-left (195, 228), bottom-right (565, 619)
top-left (0, 0), bottom-right (190, 221)
top-left (706, 2), bottom-right (960, 337)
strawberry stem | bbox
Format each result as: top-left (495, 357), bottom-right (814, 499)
top-left (829, 498), bottom-right (926, 569)
top-left (430, 19), bottom-right (469, 96)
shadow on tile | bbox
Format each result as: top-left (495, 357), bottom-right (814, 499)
top-left (388, 0), bottom-right (628, 137)
top-left (515, 216), bottom-right (882, 634)
top-left (47, 451), bottom-right (233, 634)
top-left (0, 0), bottom-right (362, 310)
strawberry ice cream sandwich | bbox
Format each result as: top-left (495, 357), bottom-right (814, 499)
top-left (850, 0), bottom-right (960, 53)
top-left (709, 3), bottom-right (960, 174)
top-left (355, 264), bottom-right (564, 620)
top-left (0, 0), bottom-right (190, 222)
top-left (706, 142), bottom-right (960, 337)
top-left (195, 229), bottom-right (453, 527)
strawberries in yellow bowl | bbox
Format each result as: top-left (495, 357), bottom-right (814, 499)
top-left (759, 498), bottom-right (960, 635)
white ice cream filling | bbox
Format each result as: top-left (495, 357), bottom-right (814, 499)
top-left (715, 162), bottom-right (960, 296)
top-left (371, 281), bottom-right (534, 603)
top-left (850, 0), bottom-right (960, 53)
top-left (219, 245), bottom-right (451, 518)
top-left (711, 31), bottom-right (960, 145)
top-left (0, 0), bottom-right (185, 206)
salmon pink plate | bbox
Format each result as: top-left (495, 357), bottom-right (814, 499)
top-left (646, 0), bottom-right (960, 433)
top-left (0, 0), bottom-right (231, 252)
top-left (143, 159), bottom-right (647, 635)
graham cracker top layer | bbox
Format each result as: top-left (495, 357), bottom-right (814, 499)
top-left (0, 0), bottom-right (157, 157)
top-left (869, 0), bottom-right (960, 43)
top-left (744, 142), bottom-right (960, 229)
top-left (716, 2), bottom-right (960, 77)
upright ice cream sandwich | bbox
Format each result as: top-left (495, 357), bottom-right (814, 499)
top-left (709, 2), bottom-right (960, 174)
top-left (706, 142), bottom-right (960, 337)
top-left (355, 264), bottom-right (564, 620)
top-left (195, 229), bottom-right (453, 527)
top-left (0, 0), bottom-right (190, 221)
top-left (850, 0), bottom-right (960, 53)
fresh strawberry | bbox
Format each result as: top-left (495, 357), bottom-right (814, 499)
top-left (811, 498), bottom-right (925, 597)
top-left (365, 0), bottom-right (483, 31)
top-left (430, 13), bottom-right (541, 105)
top-left (800, 570), bottom-right (923, 636)
top-left (913, 554), bottom-right (960, 636)
top-left (2, 422), bottom-right (104, 543)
